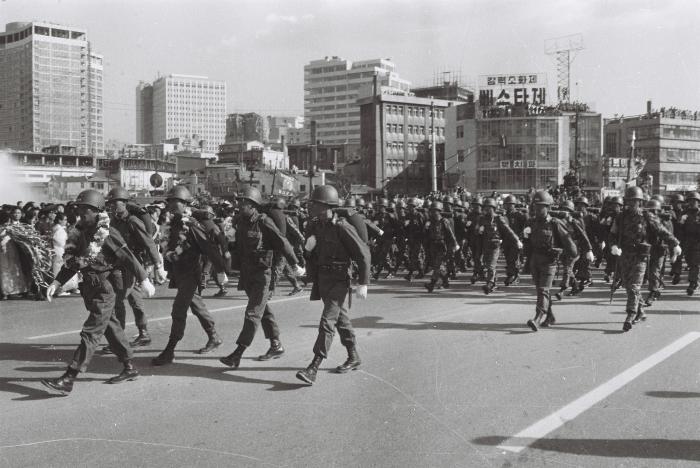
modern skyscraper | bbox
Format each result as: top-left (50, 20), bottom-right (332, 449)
top-left (304, 56), bottom-right (411, 145)
top-left (0, 21), bottom-right (104, 156)
top-left (136, 74), bottom-right (226, 154)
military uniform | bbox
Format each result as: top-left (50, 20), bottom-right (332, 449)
top-left (502, 196), bottom-right (528, 285)
top-left (466, 200), bottom-right (484, 283)
top-left (423, 202), bottom-right (457, 292)
top-left (644, 200), bottom-right (673, 305)
top-left (679, 193), bottom-right (700, 295)
top-left (403, 199), bottom-right (426, 281)
top-left (372, 200), bottom-right (398, 279)
top-left (476, 199), bottom-right (520, 294)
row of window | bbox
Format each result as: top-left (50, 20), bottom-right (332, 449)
top-left (477, 168), bottom-right (558, 190)
top-left (478, 144), bottom-right (559, 162)
top-left (385, 123), bottom-right (445, 136)
top-left (384, 105), bottom-right (445, 119)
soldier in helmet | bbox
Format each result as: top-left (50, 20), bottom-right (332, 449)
top-left (267, 197), bottom-right (304, 296)
top-left (423, 201), bottom-right (458, 292)
top-left (152, 185), bottom-right (229, 366)
top-left (554, 200), bottom-right (593, 299)
top-left (669, 193), bottom-right (686, 284)
top-left (502, 195), bottom-right (527, 285)
top-left (643, 199), bottom-right (673, 306)
top-left (104, 186), bottom-right (163, 349)
top-left (476, 197), bottom-right (520, 294)
top-left (679, 191), bottom-right (700, 295)
top-left (572, 196), bottom-right (598, 292)
top-left (598, 196), bottom-right (623, 282)
top-left (403, 197), bottom-right (426, 281)
top-left (371, 197), bottom-right (399, 280)
top-left (523, 191), bottom-right (577, 331)
top-left (392, 200), bottom-right (410, 276)
top-left (467, 197), bottom-right (484, 284)
top-left (296, 185), bottom-right (370, 385)
top-left (42, 190), bottom-right (156, 395)
top-left (219, 186), bottom-right (303, 369)
top-left (609, 186), bottom-right (681, 331)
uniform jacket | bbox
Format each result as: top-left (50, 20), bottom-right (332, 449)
top-left (609, 209), bottom-right (679, 254)
top-left (164, 213), bottom-right (227, 284)
top-left (477, 213), bottom-right (519, 249)
top-left (528, 216), bottom-right (578, 261)
top-left (110, 211), bottom-right (160, 266)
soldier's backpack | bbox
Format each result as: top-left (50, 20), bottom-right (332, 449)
top-left (333, 207), bottom-right (369, 244)
top-left (126, 202), bottom-right (156, 238)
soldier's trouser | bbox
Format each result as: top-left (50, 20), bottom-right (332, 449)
top-left (69, 271), bottom-right (132, 373)
top-left (469, 238), bottom-right (483, 276)
top-left (503, 244), bottom-right (520, 278)
top-left (169, 274), bottom-right (217, 342)
top-left (237, 271), bottom-right (279, 347)
top-left (621, 252), bottom-right (647, 313)
top-left (482, 245), bottom-right (500, 284)
top-left (604, 249), bottom-right (616, 277)
top-left (686, 249), bottom-right (700, 285)
top-left (647, 251), bottom-right (665, 293)
top-left (407, 239), bottom-right (424, 273)
top-left (574, 256), bottom-right (591, 282)
top-left (559, 255), bottom-right (578, 289)
top-left (670, 253), bottom-right (684, 277)
top-left (531, 254), bottom-right (557, 316)
top-left (428, 245), bottom-right (447, 283)
top-left (313, 274), bottom-right (355, 358)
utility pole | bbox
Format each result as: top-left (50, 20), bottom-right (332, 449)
top-left (430, 101), bottom-right (437, 192)
top-left (574, 107), bottom-right (580, 186)
top-left (309, 120), bottom-right (317, 195)
top-left (626, 130), bottom-right (636, 185)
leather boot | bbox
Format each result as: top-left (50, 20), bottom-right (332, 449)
top-left (623, 312), bottom-right (635, 332)
top-left (41, 368), bottom-right (77, 395)
top-left (220, 345), bottom-right (245, 368)
top-left (632, 306), bottom-right (647, 324)
top-left (404, 271), bottom-right (413, 282)
top-left (415, 270), bottom-right (424, 280)
top-left (541, 311), bottom-right (556, 328)
top-left (258, 339), bottom-right (285, 361)
top-left (198, 331), bottom-right (223, 354)
top-left (687, 282), bottom-right (698, 296)
top-left (152, 339), bottom-right (177, 366)
top-left (296, 355), bottom-right (323, 385)
top-left (424, 280), bottom-right (436, 293)
top-left (130, 329), bottom-right (151, 347)
top-left (527, 311), bottom-right (543, 332)
top-left (335, 346), bottom-right (361, 373)
top-left (106, 361), bottom-right (139, 384)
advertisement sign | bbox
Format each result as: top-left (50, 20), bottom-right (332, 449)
top-left (478, 73), bottom-right (548, 106)
top-left (274, 172), bottom-right (298, 196)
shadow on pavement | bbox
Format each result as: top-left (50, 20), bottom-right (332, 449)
top-left (473, 435), bottom-right (700, 462)
top-left (645, 390), bottom-right (700, 398)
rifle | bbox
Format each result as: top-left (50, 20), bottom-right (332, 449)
top-left (609, 213), bottom-right (624, 303)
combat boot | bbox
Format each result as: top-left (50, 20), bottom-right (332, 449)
top-left (527, 311), bottom-right (543, 332)
top-left (152, 339), bottom-right (177, 366)
top-left (258, 339), bottom-right (285, 361)
top-left (687, 282), bottom-right (698, 296)
top-left (470, 273), bottom-right (478, 285)
top-left (41, 368), bottom-right (78, 395)
top-left (296, 355), bottom-right (323, 385)
top-left (335, 346), bottom-right (361, 373)
top-left (541, 311), bottom-right (556, 328)
top-left (482, 282), bottom-right (495, 295)
top-left (220, 345), bottom-right (246, 368)
top-left (130, 329), bottom-right (151, 347)
top-left (632, 306), bottom-right (647, 324)
top-left (622, 312), bottom-right (635, 332)
top-left (442, 276), bottom-right (450, 289)
top-left (404, 271), bottom-right (413, 282)
top-left (415, 270), bottom-right (425, 280)
top-left (198, 331), bottom-right (223, 354)
top-left (672, 273), bottom-right (681, 285)
top-left (424, 280), bottom-right (436, 293)
top-left (106, 360), bottom-right (139, 384)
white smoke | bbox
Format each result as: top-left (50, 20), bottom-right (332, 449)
top-left (0, 151), bottom-right (36, 204)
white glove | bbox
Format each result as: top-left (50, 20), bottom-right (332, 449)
top-left (523, 226), bottom-right (531, 238)
top-left (586, 250), bottom-right (595, 262)
top-left (141, 278), bottom-right (156, 298)
top-left (478, 226), bottom-right (484, 234)
top-left (672, 245), bottom-right (682, 258)
top-left (45, 280), bottom-right (60, 302)
top-left (292, 264), bottom-right (306, 277)
top-left (155, 263), bottom-right (168, 283)
top-left (516, 241), bottom-right (524, 250)
top-left (454, 245), bottom-right (460, 252)
top-left (377, 229), bottom-right (385, 236)
top-left (466, 221), bottom-right (472, 227)
top-left (611, 245), bottom-right (622, 256)
top-left (600, 241), bottom-right (606, 250)
top-left (216, 272), bottom-right (228, 285)
top-left (355, 284), bottom-right (368, 299)
top-left (304, 235), bottom-right (317, 252)
top-left (224, 251), bottom-right (231, 259)
top-left (680, 214), bottom-right (688, 224)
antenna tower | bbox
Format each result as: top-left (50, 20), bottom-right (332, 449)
top-left (545, 34), bottom-right (584, 103)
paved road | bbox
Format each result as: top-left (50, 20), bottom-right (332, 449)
top-left (1, 269), bottom-right (699, 467)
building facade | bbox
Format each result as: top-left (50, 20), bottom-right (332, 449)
top-left (604, 106), bottom-right (700, 194)
top-left (304, 56), bottom-right (411, 145)
top-left (136, 74), bottom-right (226, 153)
top-left (225, 113), bottom-right (267, 144)
top-left (5, 147), bottom-right (96, 186)
top-left (358, 91), bottom-right (452, 194)
top-left (218, 141), bottom-right (287, 170)
top-left (0, 21), bottom-right (104, 156)
top-left (97, 157), bottom-right (176, 194)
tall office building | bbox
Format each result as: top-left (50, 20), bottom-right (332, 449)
top-left (0, 21), bottom-right (103, 156)
top-left (304, 56), bottom-right (411, 145)
top-left (136, 74), bottom-right (226, 154)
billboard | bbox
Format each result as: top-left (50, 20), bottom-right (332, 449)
top-left (273, 171), bottom-right (298, 196)
top-left (478, 73), bottom-right (548, 106)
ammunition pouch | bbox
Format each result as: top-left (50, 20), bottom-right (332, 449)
top-left (319, 261), bottom-right (351, 281)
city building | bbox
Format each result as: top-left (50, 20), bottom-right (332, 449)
top-left (304, 56), bottom-right (411, 145)
top-left (218, 141), bottom-right (287, 170)
top-left (287, 142), bottom-right (360, 172)
top-left (412, 80), bottom-right (474, 103)
top-left (225, 112), bottom-right (267, 144)
top-left (97, 157), bottom-right (176, 195)
top-left (0, 21), bottom-right (104, 156)
top-left (47, 173), bottom-right (117, 201)
top-left (4, 146), bottom-right (96, 186)
top-left (603, 103), bottom-right (700, 193)
top-left (358, 90), bottom-right (452, 194)
top-left (136, 74), bottom-right (226, 153)
top-left (267, 115), bottom-right (304, 144)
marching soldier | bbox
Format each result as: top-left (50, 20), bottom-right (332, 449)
top-left (598, 196), bottom-right (623, 282)
top-left (573, 196), bottom-right (598, 292)
top-left (502, 195), bottom-right (527, 285)
top-left (644, 199), bottom-right (673, 306)
top-left (467, 197), bottom-right (484, 284)
top-left (423, 201), bottom-right (458, 292)
top-left (296, 185), bottom-right (370, 385)
top-left (152, 186), bottom-right (228, 366)
top-left (477, 197), bottom-right (521, 294)
top-left (679, 191), bottom-right (700, 296)
top-left (609, 186), bottom-right (681, 331)
top-left (267, 197), bottom-right (304, 296)
top-left (524, 191), bottom-right (577, 331)
top-left (42, 190), bottom-right (156, 394)
top-left (669, 193), bottom-right (686, 285)
top-left (372, 198), bottom-right (398, 280)
top-left (555, 201), bottom-right (593, 299)
top-left (403, 197), bottom-right (426, 281)
top-left (219, 186), bottom-right (303, 369)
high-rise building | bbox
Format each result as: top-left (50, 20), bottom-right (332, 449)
top-left (304, 56), bottom-right (411, 145)
top-left (136, 74), bottom-right (226, 154)
top-left (0, 21), bottom-right (104, 156)
top-left (224, 112), bottom-right (267, 144)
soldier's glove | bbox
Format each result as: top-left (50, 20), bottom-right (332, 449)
top-left (355, 284), bottom-right (368, 299)
top-left (516, 241), bottom-right (524, 250)
top-left (680, 214), bottom-right (688, 224)
top-left (45, 280), bottom-right (61, 302)
top-left (523, 226), bottom-right (531, 239)
top-left (304, 235), bottom-right (317, 252)
top-left (671, 245), bottom-right (682, 262)
top-left (141, 278), bottom-right (156, 298)
top-left (586, 250), bottom-right (595, 262)
top-left (292, 264), bottom-right (306, 277)
top-left (600, 241), bottom-right (606, 250)
top-left (155, 263), bottom-right (168, 284)
top-left (611, 245), bottom-right (622, 256)
top-left (216, 272), bottom-right (228, 285)
top-left (224, 251), bottom-right (231, 259)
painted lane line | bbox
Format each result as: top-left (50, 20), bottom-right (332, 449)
top-left (26, 294), bottom-right (309, 340)
top-left (497, 331), bottom-right (700, 453)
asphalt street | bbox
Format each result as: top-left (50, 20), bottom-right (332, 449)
top-left (1, 268), bottom-right (699, 467)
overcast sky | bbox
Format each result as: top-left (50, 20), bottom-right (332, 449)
top-left (2, 0), bottom-right (699, 143)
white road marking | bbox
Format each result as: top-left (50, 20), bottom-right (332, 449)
top-left (26, 294), bottom-right (309, 340)
top-left (497, 331), bottom-right (700, 453)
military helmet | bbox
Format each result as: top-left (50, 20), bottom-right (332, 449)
top-left (670, 193), bottom-right (685, 204)
top-left (344, 198), bottom-right (356, 208)
top-left (455, 200), bottom-right (464, 208)
top-left (75, 189), bottom-right (105, 210)
top-left (686, 191), bottom-right (700, 202)
top-left (503, 195), bottom-right (518, 205)
top-left (396, 200), bottom-right (407, 209)
top-left (610, 196), bottom-right (624, 206)
top-left (422, 199), bottom-right (431, 209)
top-left (366, 202), bottom-right (374, 210)
top-left (407, 197), bottom-right (417, 207)
top-left (471, 197), bottom-right (483, 206)
top-left (377, 197), bottom-right (389, 208)
top-left (166, 185), bottom-right (193, 203)
top-left (269, 197), bottom-right (286, 210)
top-left (388, 202), bottom-right (396, 211)
top-left (237, 186), bottom-right (263, 206)
top-left (310, 185), bottom-right (340, 206)
top-left (429, 201), bottom-right (444, 212)
top-left (356, 198), bottom-right (366, 207)
top-left (532, 190), bottom-right (554, 206)
top-left (290, 199), bottom-right (301, 208)
top-left (574, 196), bottom-right (589, 206)
top-left (482, 197), bottom-right (498, 209)
top-left (646, 199), bottom-right (662, 211)
top-left (443, 196), bottom-right (454, 205)
top-left (650, 194), bottom-right (665, 204)
top-left (559, 200), bottom-right (575, 212)
top-left (624, 186), bottom-right (645, 201)
top-left (106, 186), bottom-right (130, 203)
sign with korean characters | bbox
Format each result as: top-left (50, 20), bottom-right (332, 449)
top-left (478, 73), bottom-right (548, 106)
